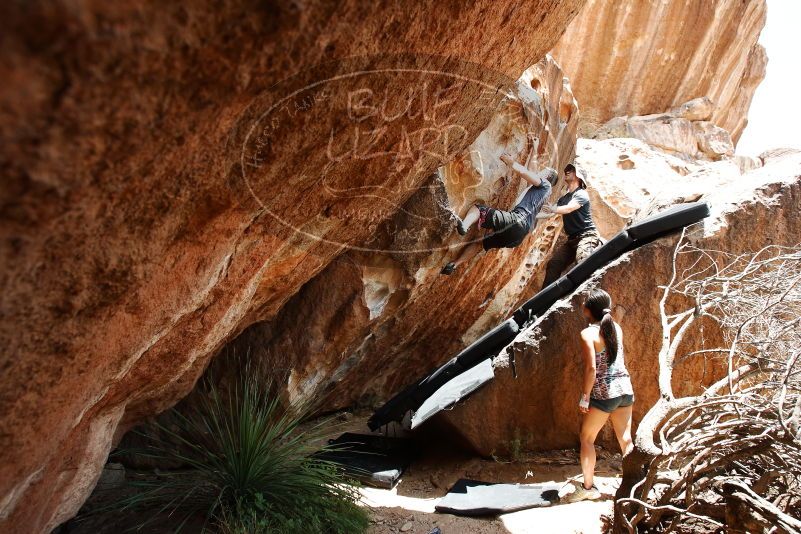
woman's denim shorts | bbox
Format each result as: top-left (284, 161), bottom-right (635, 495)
top-left (590, 394), bottom-right (634, 413)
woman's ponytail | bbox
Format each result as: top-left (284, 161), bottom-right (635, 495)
top-left (584, 290), bottom-right (619, 363)
top-left (599, 309), bottom-right (619, 363)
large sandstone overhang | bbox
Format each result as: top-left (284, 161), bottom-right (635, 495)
top-left (0, 1), bottom-right (584, 531)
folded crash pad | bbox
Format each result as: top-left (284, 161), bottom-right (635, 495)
top-left (455, 318), bottom-right (519, 368)
top-left (435, 479), bottom-right (560, 516)
top-left (512, 275), bottom-right (574, 327)
top-left (411, 358), bottom-right (494, 429)
top-left (367, 381), bottom-right (419, 432)
top-left (626, 201), bottom-right (710, 241)
top-left (313, 433), bottom-right (416, 489)
top-left (511, 202), bottom-right (711, 327)
top-left (565, 230), bottom-right (634, 287)
top-left (368, 319), bottom-right (518, 431)
top-left (414, 318), bottom-right (518, 402)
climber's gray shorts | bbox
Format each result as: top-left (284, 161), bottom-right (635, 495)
top-left (476, 204), bottom-right (529, 251)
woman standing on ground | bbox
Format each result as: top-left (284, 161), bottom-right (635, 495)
top-left (566, 288), bottom-right (634, 502)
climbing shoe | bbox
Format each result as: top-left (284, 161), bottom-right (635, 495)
top-left (456, 219), bottom-right (467, 236)
top-left (562, 483), bottom-right (601, 503)
top-left (441, 262), bottom-right (457, 275)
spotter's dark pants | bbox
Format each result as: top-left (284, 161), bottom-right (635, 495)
top-left (542, 229), bottom-right (603, 287)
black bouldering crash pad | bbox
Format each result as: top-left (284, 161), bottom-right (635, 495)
top-left (413, 318), bottom-right (517, 405)
top-left (626, 200), bottom-right (710, 241)
top-left (410, 358), bottom-right (494, 429)
top-left (313, 433), bottom-right (416, 489)
top-left (368, 319), bottom-right (518, 431)
top-left (369, 202), bottom-right (711, 435)
top-left (513, 275), bottom-right (574, 327)
top-left (435, 479), bottom-right (561, 516)
top-left (366, 381), bottom-right (419, 432)
top-left (565, 230), bottom-right (634, 287)
top-left (511, 202), bottom-right (710, 327)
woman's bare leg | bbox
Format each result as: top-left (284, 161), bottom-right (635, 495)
top-left (609, 404), bottom-right (634, 456)
top-left (579, 407), bottom-right (610, 489)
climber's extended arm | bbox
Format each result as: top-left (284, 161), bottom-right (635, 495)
top-left (500, 154), bottom-right (544, 187)
top-left (524, 133), bottom-right (539, 169)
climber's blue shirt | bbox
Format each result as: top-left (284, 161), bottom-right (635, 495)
top-left (512, 178), bottom-right (551, 231)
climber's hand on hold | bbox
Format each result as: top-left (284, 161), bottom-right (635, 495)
top-left (502, 153), bottom-right (544, 187)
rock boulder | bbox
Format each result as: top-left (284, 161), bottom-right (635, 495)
top-left (670, 97), bottom-right (715, 122)
top-left (578, 136), bottom-right (749, 230)
top-left (550, 0), bottom-right (767, 143)
top-left (591, 101), bottom-right (736, 162)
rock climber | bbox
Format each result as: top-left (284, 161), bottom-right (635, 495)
top-left (539, 164), bottom-right (602, 288)
top-left (440, 152), bottom-right (557, 276)
top-left (564, 288), bottom-right (634, 503)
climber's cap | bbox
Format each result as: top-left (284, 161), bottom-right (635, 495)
top-left (565, 163), bottom-right (588, 189)
top-left (577, 169), bottom-right (589, 189)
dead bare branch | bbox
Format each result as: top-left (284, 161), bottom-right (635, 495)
top-left (614, 237), bottom-right (801, 533)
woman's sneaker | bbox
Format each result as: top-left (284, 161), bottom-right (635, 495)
top-left (563, 483), bottom-right (601, 503)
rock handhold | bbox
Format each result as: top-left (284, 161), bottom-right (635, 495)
top-left (670, 97), bottom-right (715, 122)
top-left (693, 121), bottom-right (735, 160)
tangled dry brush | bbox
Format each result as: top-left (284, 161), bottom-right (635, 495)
top-left (615, 229), bottom-right (801, 533)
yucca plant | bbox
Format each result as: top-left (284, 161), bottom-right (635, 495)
top-left (111, 371), bottom-right (369, 533)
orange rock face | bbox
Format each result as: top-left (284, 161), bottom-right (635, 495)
top-left (0, 2), bottom-right (584, 531)
top-left (550, 0), bottom-right (767, 143)
top-left (219, 54), bottom-right (579, 415)
top-left (436, 151), bottom-right (801, 456)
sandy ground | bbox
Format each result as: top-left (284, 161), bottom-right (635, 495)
top-left (314, 412), bottom-right (620, 534)
top-left (364, 501), bottom-right (614, 534)
top-left (357, 444), bottom-right (619, 534)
